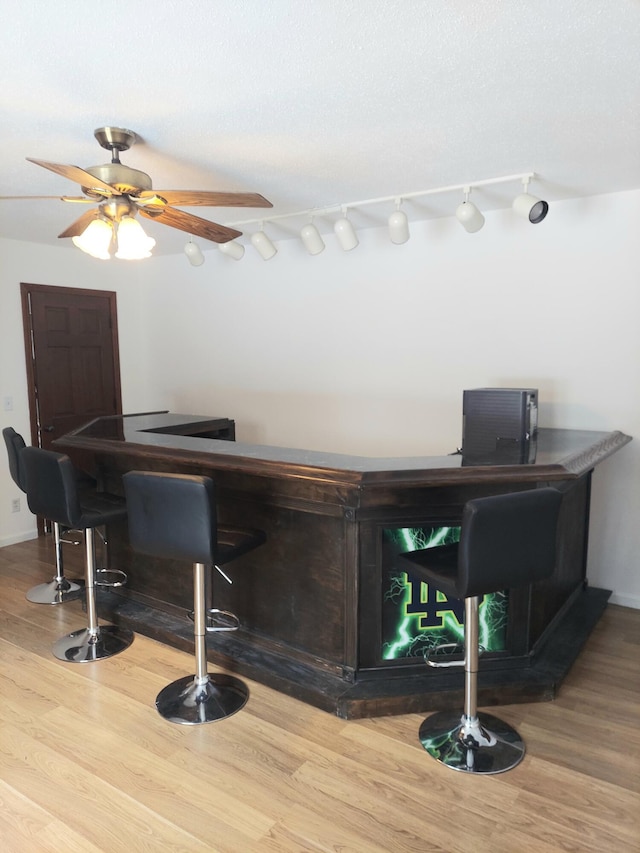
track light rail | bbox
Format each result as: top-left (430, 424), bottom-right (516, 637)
top-left (185, 170), bottom-right (547, 265)
top-left (224, 172), bottom-right (536, 228)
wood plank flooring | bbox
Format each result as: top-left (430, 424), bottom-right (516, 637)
top-left (0, 536), bottom-right (638, 852)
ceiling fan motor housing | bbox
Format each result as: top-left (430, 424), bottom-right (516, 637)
top-left (82, 127), bottom-right (152, 197)
top-left (83, 163), bottom-right (153, 198)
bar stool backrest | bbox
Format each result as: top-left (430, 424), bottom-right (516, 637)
top-left (456, 487), bottom-right (563, 599)
top-left (3, 427), bottom-right (27, 493)
top-left (123, 471), bottom-right (217, 564)
top-left (21, 447), bottom-right (83, 529)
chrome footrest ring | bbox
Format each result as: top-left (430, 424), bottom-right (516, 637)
top-left (424, 642), bottom-right (487, 668)
top-left (424, 642), bottom-right (465, 669)
top-left (95, 568), bottom-right (128, 588)
top-left (187, 608), bottom-right (240, 632)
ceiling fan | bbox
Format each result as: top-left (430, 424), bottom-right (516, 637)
top-left (11, 127), bottom-right (272, 250)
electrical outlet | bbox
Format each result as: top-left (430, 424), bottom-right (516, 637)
top-left (2, 396), bottom-right (12, 412)
top-left (11, 498), bottom-right (20, 513)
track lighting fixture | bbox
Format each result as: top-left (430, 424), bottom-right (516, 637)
top-left (388, 199), bottom-right (410, 244)
top-left (251, 225), bottom-right (277, 260)
top-left (300, 220), bottom-right (325, 255)
top-left (215, 172), bottom-right (547, 263)
top-left (184, 237), bottom-right (204, 266)
top-left (456, 187), bottom-right (485, 233)
top-left (218, 240), bottom-right (245, 260)
top-left (334, 208), bottom-right (359, 251)
top-left (512, 177), bottom-right (549, 224)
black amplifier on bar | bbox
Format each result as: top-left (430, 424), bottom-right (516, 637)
top-left (462, 388), bottom-right (538, 464)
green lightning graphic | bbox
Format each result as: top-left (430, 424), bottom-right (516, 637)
top-left (385, 615), bottom-right (412, 660)
top-left (381, 526), bottom-right (508, 660)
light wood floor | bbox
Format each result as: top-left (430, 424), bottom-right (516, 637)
top-left (0, 536), bottom-right (638, 853)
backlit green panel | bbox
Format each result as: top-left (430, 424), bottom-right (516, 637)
top-left (381, 527), bottom-right (508, 661)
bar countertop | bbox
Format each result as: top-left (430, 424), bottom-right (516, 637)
top-left (57, 412), bottom-right (632, 488)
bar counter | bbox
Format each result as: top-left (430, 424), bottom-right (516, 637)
top-left (56, 413), bottom-right (631, 718)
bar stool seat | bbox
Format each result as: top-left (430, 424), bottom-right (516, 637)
top-left (123, 470), bottom-right (266, 725)
top-left (3, 426), bottom-right (85, 605)
top-left (21, 446), bottom-right (134, 662)
top-left (398, 487), bottom-right (562, 774)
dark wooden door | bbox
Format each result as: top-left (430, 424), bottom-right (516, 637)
top-left (21, 283), bottom-right (122, 451)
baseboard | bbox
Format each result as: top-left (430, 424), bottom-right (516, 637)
top-left (608, 591), bottom-right (640, 610)
top-left (0, 529), bottom-right (38, 548)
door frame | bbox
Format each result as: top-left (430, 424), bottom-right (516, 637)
top-left (20, 282), bottom-right (123, 450)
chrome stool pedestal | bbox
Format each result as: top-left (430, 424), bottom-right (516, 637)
top-left (52, 527), bottom-right (133, 663)
top-left (419, 710), bottom-right (525, 774)
top-left (156, 673), bottom-right (248, 725)
top-left (156, 562), bottom-right (248, 724)
top-left (418, 596), bottom-right (525, 774)
top-left (25, 522), bottom-right (84, 605)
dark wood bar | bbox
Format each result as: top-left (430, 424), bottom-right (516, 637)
top-left (55, 413), bottom-right (631, 718)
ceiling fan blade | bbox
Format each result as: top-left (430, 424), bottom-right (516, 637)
top-left (0, 195), bottom-right (72, 200)
top-left (0, 195), bottom-right (95, 203)
top-left (137, 190), bottom-right (272, 208)
top-left (58, 209), bottom-right (100, 238)
top-left (26, 158), bottom-right (116, 195)
top-left (139, 206), bottom-right (242, 243)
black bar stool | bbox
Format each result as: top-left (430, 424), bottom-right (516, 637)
top-left (21, 446), bottom-right (134, 662)
top-left (3, 427), bottom-right (84, 605)
top-left (123, 470), bottom-right (266, 725)
top-left (397, 487), bottom-right (562, 774)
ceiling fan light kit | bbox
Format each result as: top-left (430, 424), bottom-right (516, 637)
top-left (115, 216), bottom-right (156, 259)
top-left (71, 217), bottom-right (112, 259)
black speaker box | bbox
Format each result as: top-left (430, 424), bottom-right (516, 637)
top-left (462, 388), bottom-right (538, 464)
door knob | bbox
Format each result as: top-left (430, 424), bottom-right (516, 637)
top-left (43, 426), bottom-right (55, 433)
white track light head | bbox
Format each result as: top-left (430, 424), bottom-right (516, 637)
top-left (456, 200), bottom-right (485, 233)
top-left (218, 240), bottom-right (245, 260)
top-left (300, 222), bottom-right (325, 255)
top-left (512, 190), bottom-right (548, 223)
top-left (251, 229), bottom-right (277, 260)
top-left (334, 210), bottom-right (359, 251)
top-left (184, 238), bottom-right (204, 266)
top-left (388, 200), bottom-right (410, 244)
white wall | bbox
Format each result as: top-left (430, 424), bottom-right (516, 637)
top-left (1, 189), bottom-right (639, 607)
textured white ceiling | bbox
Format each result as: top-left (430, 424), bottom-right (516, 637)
top-left (1, 0), bottom-right (639, 254)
